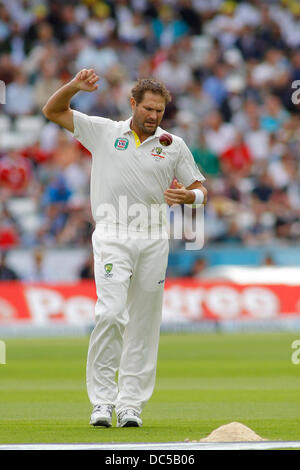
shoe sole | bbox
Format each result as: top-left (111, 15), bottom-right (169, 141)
top-left (122, 420), bottom-right (140, 427)
top-left (90, 420), bottom-right (112, 427)
top-left (117, 420), bottom-right (142, 428)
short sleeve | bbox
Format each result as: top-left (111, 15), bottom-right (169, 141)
top-left (72, 109), bottom-right (112, 153)
top-left (175, 138), bottom-right (206, 187)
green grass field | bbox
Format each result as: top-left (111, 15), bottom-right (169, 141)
top-left (0, 332), bottom-right (300, 444)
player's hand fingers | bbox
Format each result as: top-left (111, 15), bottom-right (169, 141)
top-left (87, 75), bottom-right (99, 85)
top-left (79, 69), bottom-right (88, 80)
top-left (85, 70), bottom-right (96, 80)
top-left (164, 189), bottom-right (186, 195)
top-left (164, 190), bottom-right (185, 198)
top-left (164, 195), bottom-right (183, 204)
top-left (86, 68), bottom-right (96, 78)
top-left (79, 69), bottom-right (95, 82)
top-left (164, 190), bottom-right (187, 200)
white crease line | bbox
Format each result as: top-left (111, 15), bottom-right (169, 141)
top-left (1, 441), bottom-right (300, 450)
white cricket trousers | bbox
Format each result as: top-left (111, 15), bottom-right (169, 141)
top-left (86, 225), bottom-right (169, 415)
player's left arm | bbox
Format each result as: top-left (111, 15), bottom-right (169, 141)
top-left (166, 137), bottom-right (207, 206)
top-left (164, 180), bottom-right (207, 205)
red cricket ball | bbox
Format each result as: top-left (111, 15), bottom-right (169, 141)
top-left (159, 133), bottom-right (173, 146)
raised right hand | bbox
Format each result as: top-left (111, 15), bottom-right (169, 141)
top-left (72, 68), bottom-right (99, 92)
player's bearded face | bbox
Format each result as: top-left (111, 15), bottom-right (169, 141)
top-left (131, 92), bottom-right (165, 135)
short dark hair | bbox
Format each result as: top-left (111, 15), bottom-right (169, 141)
top-left (131, 78), bottom-right (172, 106)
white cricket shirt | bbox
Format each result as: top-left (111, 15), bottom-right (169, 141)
top-left (72, 110), bottom-right (205, 233)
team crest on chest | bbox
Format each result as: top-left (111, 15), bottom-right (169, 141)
top-left (114, 137), bottom-right (129, 151)
top-left (151, 146), bottom-right (167, 162)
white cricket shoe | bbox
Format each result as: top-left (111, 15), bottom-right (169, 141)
top-left (90, 404), bottom-right (114, 427)
top-left (117, 409), bottom-right (143, 427)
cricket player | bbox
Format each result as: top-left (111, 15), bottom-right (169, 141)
top-left (42, 69), bottom-right (207, 428)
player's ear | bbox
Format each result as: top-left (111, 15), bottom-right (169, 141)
top-left (130, 96), bottom-right (136, 112)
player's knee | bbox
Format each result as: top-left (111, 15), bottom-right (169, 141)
top-left (95, 298), bottom-right (127, 327)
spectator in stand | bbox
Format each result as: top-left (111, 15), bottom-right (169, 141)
top-left (256, 5), bottom-right (287, 52)
top-left (56, 204), bottom-right (93, 246)
top-left (75, 37), bottom-right (119, 76)
top-left (186, 257), bottom-right (208, 278)
top-left (177, 78), bottom-right (216, 121)
top-left (83, 3), bottom-right (115, 44)
top-left (268, 149), bottom-right (298, 190)
top-left (153, 44), bottom-right (193, 95)
top-left (170, 110), bottom-right (197, 147)
top-left (0, 251), bottom-right (19, 280)
top-left (244, 114), bottom-right (270, 170)
top-left (251, 48), bottom-right (289, 91)
top-left (204, 110), bottom-right (236, 156)
top-left (51, 130), bottom-right (81, 169)
top-left (89, 86), bottom-right (122, 120)
top-left (220, 130), bottom-right (253, 178)
top-left (23, 21), bottom-right (59, 77)
top-left (79, 250), bottom-right (94, 280)
top-left (202, 61), bottom-right (229, 109)
top-left (59, 4), bottom-right (82, 41)
top-left (42, 173), bottom-right (72, 207)
top-left (0, 208), bottom-right (20, 251)
top-left (1, 21), bottom-right (27, 66)
top-left (243, 211), bottom-right (274, 246)
top-left (252, 171), bottom-right (275, 205)
top-left (0, 54), bottom-right (18, 85)
top-left (262, 253), bottom-right (276, 266)
top-left (0, 4), bottom-right (11, 42)
top-left (25, 246), bottom-right (52, 282)
top-left (260, 93), bottom-right (290, 134)
top-left (191, 126), bottom-right (220, 176)
top-left (118, 11), bottom-right (148, 46)
top-left (37, 203), bottom-right (68, 246)
top-left (34, 61), bottom-right (63, 111)
top-left (151, 4), bottom-right (189, 49)
top-left (206, 1), bottom-right (243, 50)
top-left (1, 0), bottom-right (300, 251)
top-left (5, 68), bottom-right (35, 116)
top-left (0, 150), bottom-right (32, 194)
top-left (213, 217), bottom-right (244, 244)
top-left (232, 98), bottom-right (260, 134)
top-left (235, 24), bottom-right (262, 61)
top-left (178, 0), bottom-right (202, 36)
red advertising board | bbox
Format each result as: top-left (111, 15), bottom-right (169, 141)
top-left (0, 280), bottom-right (299, 325)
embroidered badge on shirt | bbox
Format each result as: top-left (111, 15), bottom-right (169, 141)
top-left (151, 146), bottom-right (166, 161)
top-left (114, 137), bottom-right (129, 151)
top-left (104, 263), bottom-right (113, 278)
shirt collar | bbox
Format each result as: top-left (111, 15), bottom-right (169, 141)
top-left (121, 117), bottom-right (164, 141)
top-left (122, 118), bottom-right (132, 135)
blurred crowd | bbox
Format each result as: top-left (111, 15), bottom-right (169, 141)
top-left (0, 0), bottom-right (300, 253)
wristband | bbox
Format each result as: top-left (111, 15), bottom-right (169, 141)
top-left (191, 189), bottom-right (204, 205)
